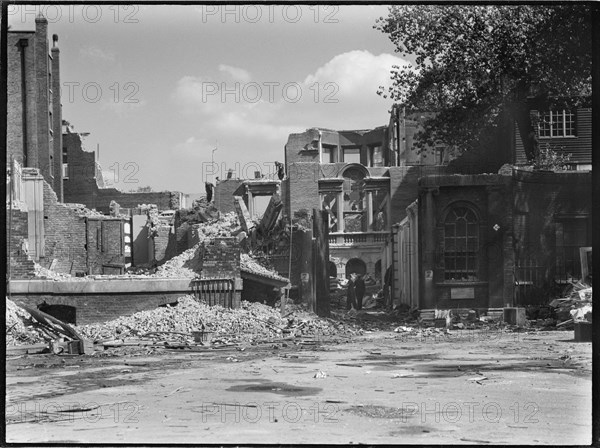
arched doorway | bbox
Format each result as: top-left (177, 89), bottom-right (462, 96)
top-left (375, 260), bottom-right (382, 279)
top-left (345, 258), bottom-right (367, 278)
top-left (328, 261), bottom-right (337, 278)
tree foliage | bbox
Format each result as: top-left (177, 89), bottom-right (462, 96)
top-left (375, 5), bottom-right (592, 158)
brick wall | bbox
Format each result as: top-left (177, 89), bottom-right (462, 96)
top-left (42, 181), bottom-right (88, 274)
top-left (214, 179), bottom-right (243, 214)
top-left (62, 132), bottom-right (181, 213)
top-left (175, 221), bottom-right (190, 254)
top-left (201, 237), bottom-right (240, 279)
top-left (153, 225), bottom-right (177, 264)
top-left (51, 42), bottom-right (63, 201)
top-left (6, 208), bottom-right (36, 279)
top-left (7, 30), bottom-right (44, 174)
top-left (62, 132), bottom-right (98, 207)
top-left (287, 162), bottom-right (321, 216)
top-left (10, 292), bottom-right (190, 325)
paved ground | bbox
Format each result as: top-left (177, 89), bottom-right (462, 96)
top-left (5, 327), bottom-right (592, 444)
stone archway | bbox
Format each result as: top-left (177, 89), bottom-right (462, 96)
top-left (345, 257), bottom-right (367, 278)
top-left (328, 261), bottom-right (337, 278)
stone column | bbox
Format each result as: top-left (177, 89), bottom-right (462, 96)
top-left (22, 168), bottom-right (45, 260)
top-left (366, 191), bottom-right (373, 231)
top-left (337, 191), bottom-right (344, 233)
top-left (420, 187), bottom-right (438, 309)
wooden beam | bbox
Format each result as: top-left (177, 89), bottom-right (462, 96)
top-left (233, 195), bottom-right (254, 233)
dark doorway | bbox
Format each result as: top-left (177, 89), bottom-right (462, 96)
top-left (345, 258), bottom-right (367, 278)
top-left (328, 261), bottom-right (337, 278)
top-left (37, 303), bottom-right (77, 325)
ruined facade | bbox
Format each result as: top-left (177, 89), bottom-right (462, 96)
top-left (281, 106), bottom-right (455, 285)
top-left (62, 123), bottom-right (185, 214)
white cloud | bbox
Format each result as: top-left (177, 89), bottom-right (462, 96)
top-left (303, 50), bottom-right (408, 103)
top-left (218, 64), bottom-right (251, 83)
top-left (169, 50), bottom-right (406, 175)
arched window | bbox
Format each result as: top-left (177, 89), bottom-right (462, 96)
top-left (444, 206), bottom-right (479, 281)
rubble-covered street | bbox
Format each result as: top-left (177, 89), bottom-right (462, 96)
top-left (6, 314), bottom-right (591, 444)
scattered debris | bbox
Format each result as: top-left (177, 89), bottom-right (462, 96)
top-left (548, 280), bottom-right (592, 329)
top-left (72, 296), bottom-right (359, 347)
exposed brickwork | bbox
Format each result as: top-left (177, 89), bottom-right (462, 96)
top-left (287, 163), bottom-right (321, 215)
top-left (5, 19), bottom-right (63, 198)
top-left (214, 179), bottom-right (243, 214)
top-left (201, 238), bottom-right (241, 279)
top-left (153, 225), bottom-right (177, 264)
top-left (175, 221), bottom-right (190, 254)
top-left (6, 208), bottom-right (36, 279)
top-left (10, 292), bottom-right (191, 325)
top-left (51, 42), bottom-right (63, 201)
top-left (63, 131), bottom-right (182, 213)
top-left (42, 181), bottom-right (87, 274)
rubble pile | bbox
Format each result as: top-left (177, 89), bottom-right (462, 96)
top-left (67, 203), bottom-right (104, 217)
top-left (153, 246), bottom-right (203, 278)
top-left (6, 299), bottom-right (48, 345)
top-left (151, 213), bottom-right (286, 282)
top-left (550, 281), bottom-right (592, 328)
top-left (76, 295), bottom-right (360, 344)
top-left (190, 212), bottom-right (239, 244)
top-left (240, 253), bottom-right (288, 282)
top-left (33, 263), bottom-right (75, 281)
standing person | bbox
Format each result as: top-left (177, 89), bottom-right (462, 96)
top-left (384, 266), bottom-right (393, 309)
top-left (346, 273), bottom-right (357, 310)
top-left (354, 274), bottom-right (366, 311)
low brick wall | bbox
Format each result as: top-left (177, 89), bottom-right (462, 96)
top-left (8, 278), bottom-right (197, 325)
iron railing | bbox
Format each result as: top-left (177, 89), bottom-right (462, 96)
top-left (191, 278), bottom-right (238, 308)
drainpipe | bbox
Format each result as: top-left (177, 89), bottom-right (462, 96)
top-left (18, 39), bottom-right (29, 166)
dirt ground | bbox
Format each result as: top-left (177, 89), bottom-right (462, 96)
top-left (5, 319), bottom-right (592, 445)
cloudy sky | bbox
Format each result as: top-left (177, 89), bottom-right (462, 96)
top-left (9, 4), bottom-right (409, 193)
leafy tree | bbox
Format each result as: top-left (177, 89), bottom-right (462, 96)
top-left (532, 143), bottom-right (572, 171)
top-left (375, 5), bottom-right (592, 161)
